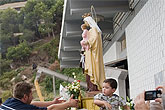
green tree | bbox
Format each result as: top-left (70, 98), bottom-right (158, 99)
top-left (0, 33), bottom-right (13, 56)
top-left (20, 29), bottom-right (35, 42)
top-left (17, 8), bottom-right (25, 25)
top-left (38, 11), bottom-right (54, 37)
top-left (52, 0), bottom-right (63, 17)
top-left (34, 2), bottom-right (52, 37)
top-left (1, 90), bottom-right (12, 103)
top-left (0, 8), bottom-right (20, 55)
top-left (49, 0), bottom-right (64, 34)
top-left (0, 8), bottom-right (19, 34)
top-left (0, 70), bottom-right (18, 89)
top-left (39, 0), bottom-right (56, 9)
top-left (40, 38), bottom-right (59, 63)
top-left (22, 0), bottom-right (41, 38)
top-left (6, 41), bottom-right (31, 62)
top-left (0, 54), bottom-right (11, 75)
top-left (0, 10), bottom-right (3, 21)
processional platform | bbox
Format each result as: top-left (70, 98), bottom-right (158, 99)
top-left (79, 91), bottom-right (101, 110)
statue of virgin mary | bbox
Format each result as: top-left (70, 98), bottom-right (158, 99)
top-left (82, 14), bottom-right (105, 91)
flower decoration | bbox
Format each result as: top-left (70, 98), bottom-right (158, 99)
top-left (67, 72), bottom-right (81, 99)
top-left (126, 96), bottom-right (134, 110)
top-left (120, 96), bottom-right (134, 110)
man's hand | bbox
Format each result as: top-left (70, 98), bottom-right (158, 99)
top-left (103, 101), bottom-right (112, 110)
top-left (155, 98), bottom-right (162, 103)
top-left (134, 92), bottom-right (150, 110)
top-left (156, 85), bottom-right (165, 93)
top-left (47, 95), bottom-right (78, 110)
top-left (67, 95), bottom-right (78, 108)
top-left (52, 97), bottom-right (65, 104)
top-left (155, 85), bottom-right (165, 104)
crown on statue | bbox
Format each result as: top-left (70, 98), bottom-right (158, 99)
top-left (82, 13), bottom-right (91, 18)
top-left (82, 13), bottom-right (104, 23)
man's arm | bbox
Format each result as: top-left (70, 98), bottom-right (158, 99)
top-left (31, 101), bottom-right (54, 107)
top-left (47, 101), bottom-right (72, 110)
top-left (47, 95), bottom-right (78, 110)
top-left (155, 85), bottom-right (165, 109)
top-left (31, 97), bottom-right (64, 107)
top-left (134, 92), bottom-right (150, 110)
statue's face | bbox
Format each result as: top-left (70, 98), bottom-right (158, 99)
top-left (84, 21), bottom-right (89, 27)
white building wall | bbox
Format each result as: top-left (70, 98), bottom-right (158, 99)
top-left (125, 0), bottom-right (165, 98)
top-left (103, 41), bottom-right (128, 99)
top-left (105, 67), bottom-right (121, 95)
top-left (103, 42), bottom-right (121, 64)
top-left (105, 67), bottom-right (127, 100)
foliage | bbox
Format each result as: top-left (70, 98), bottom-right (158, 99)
top-left (50, 0), bottom-right (63, 34)
top-left (42, 76), bottom-right (53, 92)
top-left (0, 0), bottom-right (64, 56)
top-left (44, 92), bottom-right (54, 101)
top-left (59, 68), bottom-right (85, 90)
top-left (16, 67), bottom-right (25, 73)
top-left (67, 72), bottom-right (81, 99)
top-left (0, 8), bottom-right (20, 54)
top-left (120, 96), bottom-right (134, 110)
top-left (0, 33), bottom-right (18, 55)
top-left (41, 75), bottom-right (63, 93)
top-left (0, 90), bottom-right (12, 103)
top-left (14, 75), bottom-right (23, 83)
top-left (40, 38), bottom-right (59, 63)
top-left (19, 29), bottom-right (35, 42)
top-left (34, 2), bottom-right (53, 37)
top-left (0, 8), bottom-right (19, 34)
top-left (0, 66), bottom-right (25, 90)
top-left (41, 67), bottom-right (85, 94)
top-left (76, 72), bottom-right (86, 82)
top-left (21, 0), bottom-right (63, 38)
top-left (0, 0), bottom-right (65, 101)
top-left (0, 54), bottom-right (12, 75)
top-left (22, 0), bottom-right (40, 37)
top-left (0, 70), bottom-right (18, 89)
top-left (60, 68), bottom-right (85, 91)
top-left (60, 68), bottom-right (84, 79)
top-left (6, 41), bottom-right (31, 62)
top-left (51, 0), bottom-right (63, 17)
top-left (0, 9), bottom-right (19, 54)
top-left (126, 96), bottom-right (134, 110)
